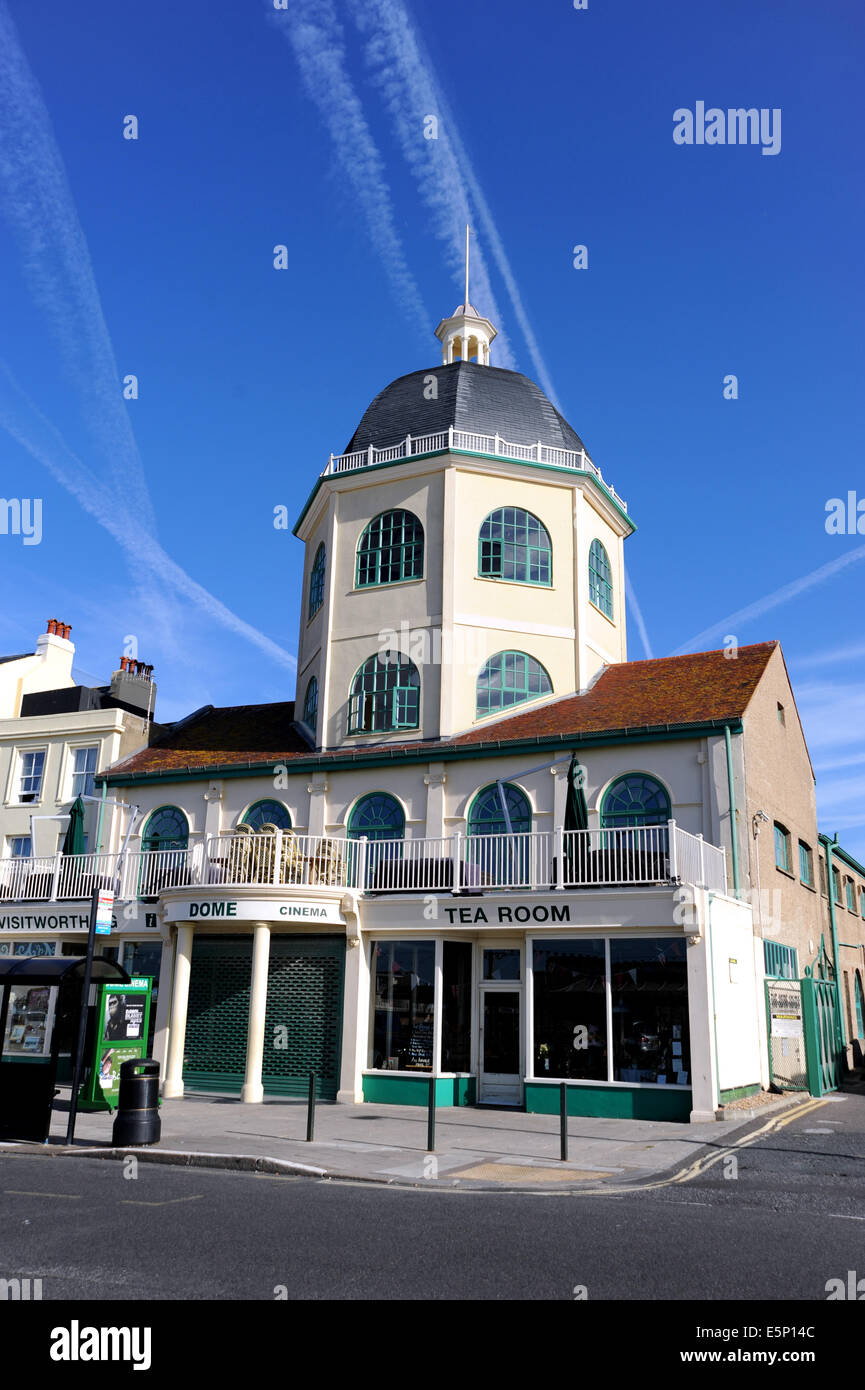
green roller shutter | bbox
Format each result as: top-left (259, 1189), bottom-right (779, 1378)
top-left (182, 935), bottom-right (345, 1099)
top-left (263, 937), bottom-right (345, 1100)
top-left (183, 937), bottom-right (252, 1093)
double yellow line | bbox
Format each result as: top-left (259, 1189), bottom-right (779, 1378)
top-left (665, 1095), bottom-right (829, 1188)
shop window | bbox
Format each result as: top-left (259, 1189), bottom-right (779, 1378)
top-left (798, 842), bottom-right (813, 886)
top-left (588, 539), bottom-right (613, 618)
top-left (356, 510), bottom-right (424, 588)
top-left (302, 676), bottom-right (318, 734)
top-left (442, 942), bottom-right (472, 1073)
top-left (475, 651), bottom-right (552, 719)
top-left (370, 940), bottom-right (435, 1071)
top-left (18, 749), bottom-right (45, 803)
top-left (71, 746), bottom-right (98, 799)
top-left (533, 939), bottom-right (607, 1081)
top-left (611, 937), bottom-right (690, 1084)
top-left (348, 651), bottom-right (420, 734)
top-left (774, 823), bottom-right (791, 873)
top-left (241, 800), bottom-right (292, 832)
top-left (478, 507), bottom-right (552, 585)
top-left (308, 543), bottom-right (326, 619)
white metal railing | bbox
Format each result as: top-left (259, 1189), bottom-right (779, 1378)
top-left (321, 424), bottom-right (628, 511)
top-left (0, 821), bottom-right (726, 903)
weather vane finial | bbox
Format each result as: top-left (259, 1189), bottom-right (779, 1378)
top-left (464, 223), bottom-right (470, 307)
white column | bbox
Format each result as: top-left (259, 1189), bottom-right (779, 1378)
top-left (150, 926), bottom-right (175, 1074)
top-left (687, 892), bottom-right (720, 1122)
top-left (241, 922), bottom-right (271, 1103)
top-left (338, 909), bottom-right (369, 1103)
top-left (162, 924), bottom-right (193, 1098)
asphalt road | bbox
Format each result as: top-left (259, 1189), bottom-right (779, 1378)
top-left (1, 1092), bottom-right (863, 1302)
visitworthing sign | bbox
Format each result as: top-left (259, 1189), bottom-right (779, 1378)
top-left (163, 898), bottom-right (345, 925)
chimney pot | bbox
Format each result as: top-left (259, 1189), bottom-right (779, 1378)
top-left (47, 619), bottom-right (57, 635)
top-left (120, 657), bottom-right (128, 672)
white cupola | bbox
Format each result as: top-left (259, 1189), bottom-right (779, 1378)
top-left (434, 226), bottom-right (497, 365)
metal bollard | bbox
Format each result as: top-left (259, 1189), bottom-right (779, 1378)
top-left (112, 1058), bottom-right (161, 1147)
top-left (427, 1073), bottom-right (436, 1152)
top-left (559, 1082), bottom-right (568, 1162)
top-left (306, 1071), bottom-right (316, 1141)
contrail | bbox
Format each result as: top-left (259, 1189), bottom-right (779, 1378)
top-left (671, 544), bottom-right (865, 656)
top-left (268, 0), bottom-right (428, 340)
top-left (625, 574), bottom-right (653, 659)
top-left (0, 2), bottom-right (155, 530)
top-left (347, 0), bottom-right (561, 405)
top-left (0, 363), bottom-right (297, 674)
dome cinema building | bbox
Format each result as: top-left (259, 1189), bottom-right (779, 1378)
top-left (47, 291), bottom-right (830, 1123)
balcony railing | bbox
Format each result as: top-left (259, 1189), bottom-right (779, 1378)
top-left (0, 823), bottom-right (726, 904)
top-left (321, 424), bottom-right (628, 512)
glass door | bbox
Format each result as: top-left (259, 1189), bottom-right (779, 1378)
top-left (479, 988), bottom-right (522, 1105)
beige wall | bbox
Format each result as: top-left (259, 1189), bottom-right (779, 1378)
top-left (741, 646), bottom-right (820, 970)
top-left (295, 451), bottom-right (631, 749)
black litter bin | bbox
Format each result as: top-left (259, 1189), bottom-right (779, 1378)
top-left (112, 1058), bottom-right (161, 1147)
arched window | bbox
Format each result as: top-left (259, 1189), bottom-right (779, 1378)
top-left (302, 675), bottom-right (318, 733)
top-left (467, 783), bottom-right (532, 887)
top-left (142, 806), bottom-right (188, 852)
top-left (476, 651), bottom-right (552, 719)
top-left (588, 539), bottom-right (613, 619)
top-left (348, 651), bottom-right (420, 733)
top-left (242, 800), bottom-right (291, 832)
top-left (308, 543), bottom-right (326, 619)
top-left (855, 972), bottom-right (865, 1040)
top-left (356, 510), bottom-right (424, 587)
top-left (601, 774), bottom-right (670, 828)
top-left (139, 806), bottom-right (189, 897)
top-left (478, 507), bottom-right (552, 585)
top-left (348, 792), bottom-right (405, 889)
top-left (348, 792), bottom-right (405, 842)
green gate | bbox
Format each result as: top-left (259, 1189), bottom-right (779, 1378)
top-left (801, 976), bottom-right (842, 1097)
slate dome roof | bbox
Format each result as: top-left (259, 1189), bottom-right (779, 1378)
top-left (344, 361), bottom-right (587, 456)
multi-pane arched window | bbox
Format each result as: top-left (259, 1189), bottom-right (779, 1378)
top-left (588, 539), bottom-right (613, 619)
top-left (348, 651), bottom-right (420, 733)
top-left (478, 507), bottom-right (552, 585)
top-left (348, 792), bottom-right (405, 888)
top-left (303, 675), bottom-right (318, 733)
top-left (242, 800), bottom-right (292, 832)
top-left (142, 806), bottom-right (188, 852)
top-left (467, 783), bottom-right (533, 887)
top-left (139, 806), bottom-right (189, 897)
top-left (476, 651), bottom-right (552, 719)
top-left (356, 510), bottom-right (424, 588)
top-left (308, 543), bottom-right (326, 619)
top-left (601, 774), bottom-right (670, 829)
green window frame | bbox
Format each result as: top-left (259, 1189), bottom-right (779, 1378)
top-left (774, 823), bottom-right (791, 873)
top-left (845, 877), bottom-right (856, 912)
top-left (348, 652), bottom-right (420, 734)
top-left (601, 774), bottom-right (671, 829)
top-left (588, 538), bottom-right (613, 619)
top-left (477, 507), bottom-right (552, 586)
top-left (142, 806), bottom-right (189, 853)
top-left (467, 783), bottom-right (532, 837)
top-left (860, 887), bottom-right (865, 919)
top-left (308, 543), bottom-right (326, 619)
top-left (764, 940), bottom-right (798, 981)
top-left (348, 792), bottom-right (405, 842)
top-left (855, 972), bottom-right (865, 1038)
top-left (798, 841), bottom-right (813, 886)
top-left (356, 510), bottom-right (424, 588)
top-left (832, 867), bottom-right (842, 905)
top-left (303, 675), bottom-right (318, 733)
top-left (476, 650), bottom-right (552, 719)
top-left (241, 800), bottom-right (292, 832)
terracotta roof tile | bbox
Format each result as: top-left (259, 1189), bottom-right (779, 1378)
top-left (105, 643), bottom-right (778, 780)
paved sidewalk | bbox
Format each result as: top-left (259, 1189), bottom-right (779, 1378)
top-left (0, 1087), bottom-right (811, 1190)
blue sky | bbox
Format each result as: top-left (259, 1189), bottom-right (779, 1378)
top-left (0, 0), bottom-right (863, 857)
